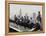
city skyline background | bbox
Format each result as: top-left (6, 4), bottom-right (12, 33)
top-left (10, 4), bottom-right (42, 20)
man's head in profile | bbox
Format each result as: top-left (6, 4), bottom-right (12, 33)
top-left (38, 11), bottom-right (41, 16)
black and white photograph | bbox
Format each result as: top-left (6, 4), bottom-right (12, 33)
top-left (9, 4), bottom-right (43, 32)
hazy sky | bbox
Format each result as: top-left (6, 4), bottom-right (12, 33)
top-left (10, 4), bottom-right (42, 20)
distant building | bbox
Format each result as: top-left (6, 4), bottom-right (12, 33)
top-left (19, 8), bottom-right (22, 18)
top-left (32, 13), bottom-right (36, 24)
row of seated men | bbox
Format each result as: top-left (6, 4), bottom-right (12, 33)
top-left (14, 15), bottom-right (42, 31)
